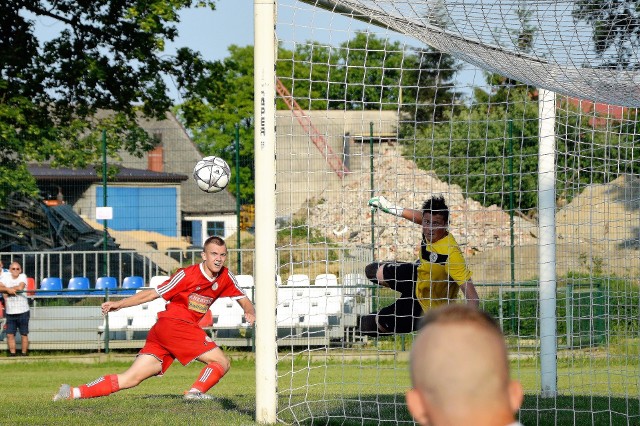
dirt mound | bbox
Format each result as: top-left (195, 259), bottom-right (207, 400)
top-left (307, 147), bottom-right (640, 282)
top-left (308, 146), bottom-right (538, 262)
top-left (83, 218), bottom-right (191, 273)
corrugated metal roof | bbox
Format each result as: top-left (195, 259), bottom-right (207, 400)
top-left (49, 204), bottom-right (96, 235)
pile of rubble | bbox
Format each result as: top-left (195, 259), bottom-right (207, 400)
top-left (307, 146), bottom-right (538, 261)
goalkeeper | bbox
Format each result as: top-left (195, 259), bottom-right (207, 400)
top-left (360, 194), bottom-right (479, 335)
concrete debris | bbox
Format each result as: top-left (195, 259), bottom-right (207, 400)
top-left (307, 146), bottom-right (538, 261)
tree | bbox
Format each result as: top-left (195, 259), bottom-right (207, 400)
top-left (573, 0), bottom-right (640, 69)
top-left (329, 32), bottom-right (416, 110)
top-left (399, 47), bottom-right (462, 137)
top-left (412, 76), bottom-right (640, 213)
top-left (411, 81), bottom-right (541, 213)
top-left (1, 0), bottom-right (221, 203)
top-left (276, 32), bottom-right (460, 114)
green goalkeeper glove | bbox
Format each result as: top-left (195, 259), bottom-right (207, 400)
top-left (368, 196), bottom-right (404, 217)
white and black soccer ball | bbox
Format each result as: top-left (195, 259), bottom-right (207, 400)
top-left (193, 156), bottom-right (231, 193)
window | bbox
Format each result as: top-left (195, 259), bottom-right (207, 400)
top-left (206, 221), bottom-right (225, 237)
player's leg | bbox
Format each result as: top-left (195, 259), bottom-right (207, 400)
top-left (390, 262), bottom-right (423, 333)
top-left (184, 347), bottom-right (231, 399)
top-left (379, 298), bottom-right (419, 334)
top-left (365, 261), bottom-right (399, 288)
top-left (115, 353), bottom-right (164, 389)
top-left (150, 317), bottom-right (226, 400)
top-left (360, 262), bottom-right (418, 335)
top-left (54, 354), bottom-right (163, 401)
top-left (54, 323), bottom-right (169, 401)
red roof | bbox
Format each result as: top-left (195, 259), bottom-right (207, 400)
top-left (565, 97), bottom-right (636, 127)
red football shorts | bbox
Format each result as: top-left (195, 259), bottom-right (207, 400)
top-left (139, 317), bottom-right (218, 374)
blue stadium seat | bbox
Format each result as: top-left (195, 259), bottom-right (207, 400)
top-left (40, 277), bottom-right (63, 296)
top-left (95, 276), bottom-right (117, 293)
top-left (120, 276), bottom-right (144, 295)
top-left (67, 277), bottom-right (90, 295)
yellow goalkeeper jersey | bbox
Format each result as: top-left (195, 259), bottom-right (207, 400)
top-left (416, 233), bottom-right (472, 312)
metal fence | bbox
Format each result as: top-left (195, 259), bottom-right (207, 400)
top-left (0, 246), bottom-right (372, 289)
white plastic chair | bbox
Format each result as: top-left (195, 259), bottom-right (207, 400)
top-left (311, 274), bottom-right (343, 314)
top-left (276, 299), bottom-right (303, 327)
top-left (128, 314), bottom-right (157, 340)
top-left (286, 274), bottom-right (310, 287)
top-left (149, 275), bottom-right (170, 289)
top-left (99, 306), bottom-right (140, 340)
top-left (283, 274), bottom-right (311, 314)
top-left (342, 273), bottom-right (368, 295)
top-left (302, 313), bottom-right (329, 327)
top-left (235, 274), bottom-right (255, 301)
top-left (126, 292), bottom-right (166, 339)
top-left (211, 298), bottom-right (244, 328)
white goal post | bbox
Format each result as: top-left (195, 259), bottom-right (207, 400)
top-left (254, 0), bottom-right (278, 424)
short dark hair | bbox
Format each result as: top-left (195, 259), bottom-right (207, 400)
top-left (421, 195), bottom-right (449, 225)
top-left (419, 304), bottom-right (501, 334)
top-left (203, 236), bottom-right (226, 250)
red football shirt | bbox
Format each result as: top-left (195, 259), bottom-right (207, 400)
top-left (156, 263), bottom-right (246, 324)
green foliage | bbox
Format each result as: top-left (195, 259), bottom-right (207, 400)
top-left (572, 0), bottom-right (640, 69)
top-left (482, 274), bottom-right (637, 345)
top-left (556, 103), bottom-right (640, 202)
top-left (401, 48), bottom-right (462, 128)
top-left (409, 75), bottom-right (640, 212)
top-left (410, 81), bottom-right (540, 212)
top-left (277, 33), bottom-right (420, 111)
top-left (1, 1), bottom-right (219, 204)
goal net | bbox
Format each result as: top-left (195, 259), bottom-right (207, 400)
top-left (260, 0), bottom-right (640, 424)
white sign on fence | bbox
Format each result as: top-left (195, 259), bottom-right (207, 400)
top-left (95, 207), bottom-right (113, 220)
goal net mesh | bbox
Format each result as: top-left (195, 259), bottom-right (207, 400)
top-left (273, 0), bottom-right (640, 424)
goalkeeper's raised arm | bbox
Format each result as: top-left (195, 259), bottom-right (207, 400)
top-left (368, 195), bottom-right (423, 224)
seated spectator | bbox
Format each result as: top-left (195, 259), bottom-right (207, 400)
top-left (406, 304), bottom-right (524, 426)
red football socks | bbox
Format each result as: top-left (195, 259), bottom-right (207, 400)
top-left (78, 374), bottom-right (120, 399)
top-left (190, 362), bottom-right (226, 393)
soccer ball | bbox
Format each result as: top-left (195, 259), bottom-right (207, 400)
top-left (193, 156), bottom-right (231, 193)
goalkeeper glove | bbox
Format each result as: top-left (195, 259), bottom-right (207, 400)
top-left (368, 196), bottom-right (404, 217)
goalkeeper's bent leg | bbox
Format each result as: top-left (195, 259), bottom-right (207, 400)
top-left (359, 313), bottom-right (394, 336)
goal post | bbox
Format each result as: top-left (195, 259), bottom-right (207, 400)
top-left (538, 88), bottom-right (557, 398)
top-left (253, 0), bottom-right (278, 423)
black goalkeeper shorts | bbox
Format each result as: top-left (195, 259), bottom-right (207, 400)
top-left (366, 262), bottom-right (423, 334)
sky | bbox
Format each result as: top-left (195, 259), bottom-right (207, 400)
top-left (169, 1), bottom-right (254, 64)
top-left (31, 0), bottom-right (483, 101)
top-left (164, 0), bottom-right (482, 100)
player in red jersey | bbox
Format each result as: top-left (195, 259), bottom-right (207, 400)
top-left (53, 236), bottom-right (256, 401)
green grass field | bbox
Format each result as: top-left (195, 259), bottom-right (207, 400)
top-left (0, 354), bottom-right (638, 425)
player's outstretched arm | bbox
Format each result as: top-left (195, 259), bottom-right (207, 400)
top-left (368, 195), bottom-right (422, 224)
top-left (460, 279), bottom-right (480, 308)
top-left (237, 297), bottom-right (256, 325)
top-left (102, 288), bottom-right (160, 315)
